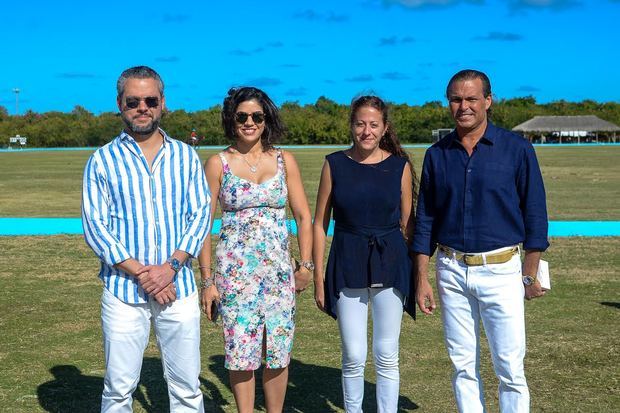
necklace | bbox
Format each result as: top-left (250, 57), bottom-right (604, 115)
top-left (236, 148), bottom-right (262, 173)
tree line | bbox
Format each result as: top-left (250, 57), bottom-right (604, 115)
top-left (1, 96), bottom-right (619, 147)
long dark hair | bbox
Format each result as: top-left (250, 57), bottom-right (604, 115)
top-left (350, 95), bottom-right (418, 206)
top-left (222, 87), bottom-right (285, 151)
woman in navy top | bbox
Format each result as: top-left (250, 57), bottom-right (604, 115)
top-left (313, 95), bottom-right (416, 412)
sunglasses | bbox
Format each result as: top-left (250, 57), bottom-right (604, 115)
top-left (125, 96), bottom-right (160, 109)
top-left (235, 111), bottom-right (265, 124)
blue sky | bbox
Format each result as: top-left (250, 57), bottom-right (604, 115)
top-left (2, 0), bottom-right (618, 114)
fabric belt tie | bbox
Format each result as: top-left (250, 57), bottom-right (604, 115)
top-left (335, 222), bottom-right (400, 285)
top-left (438, 245), bottom-right (519, 266)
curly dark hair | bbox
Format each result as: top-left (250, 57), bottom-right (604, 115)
top-left (222, 87), bottom-right (285, 151)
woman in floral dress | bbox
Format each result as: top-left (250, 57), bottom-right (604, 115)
top-left (198, 87), bottom-right (313, 413)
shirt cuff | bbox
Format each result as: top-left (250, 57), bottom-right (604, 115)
top-left (410, 239), bottom-right (436, 257)
top-left (523, 238), bottom-right (550, 252)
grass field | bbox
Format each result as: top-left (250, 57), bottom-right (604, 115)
top-left (0, 146), bottom-right (619, 412)
top-left (1, 146), bottom-right (620, 219)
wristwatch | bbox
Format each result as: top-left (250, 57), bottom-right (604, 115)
top-left (522, 274), bottom-right (537, 286)
top-left (300, 260), bottom-right (315, 272)
top-left (166, 257), bottom-right (182, 273)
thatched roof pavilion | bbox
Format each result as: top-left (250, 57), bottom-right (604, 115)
top-left (512, 115), bottom-right (619, 143)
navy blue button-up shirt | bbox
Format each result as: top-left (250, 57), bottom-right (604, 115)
top-left (412, 122), bottom-right (549, 255)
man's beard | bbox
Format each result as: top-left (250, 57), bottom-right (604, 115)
top-left (121, 113), bottom-right (161, 136)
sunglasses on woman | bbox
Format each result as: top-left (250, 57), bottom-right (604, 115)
top-left (235, 111), bottom-right (265, 124)
top-left (125, 96), bottom-right (160, 109)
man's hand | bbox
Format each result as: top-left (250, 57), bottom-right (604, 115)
top-left (525, 280), bottom-right (546, 300)
top-left (414, 253), bottom-right (436, 315)
top-left (153, 283), bottom-right (177, 305)
top-left (137, 264), bottom-right (176, 296)
top-left (416, 277), bottom-right (437, 315)
top-left (523, 250), bottom-right (545, 301)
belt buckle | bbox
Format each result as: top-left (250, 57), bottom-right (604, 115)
top-left (463, 254), bottom-right (482, 266)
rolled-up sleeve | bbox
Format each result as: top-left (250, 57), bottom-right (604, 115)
top-left (411, 150), bottom-right (437, 256)
top-left (176, 152), bottom-right (211, 257)
top-left (518, 144), bottom-right (549, 251)
top-left (81, 155), bottom-right (132, 266)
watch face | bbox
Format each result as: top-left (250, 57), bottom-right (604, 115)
top-left (302, 262), bottom-right (315, 271)
top-left (523, 275), bottom-right (535, 286)
top-left (168, 258), bottom-right (181, 272)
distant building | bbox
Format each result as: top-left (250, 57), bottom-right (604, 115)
top-left (512, 115), bottom-right (619, 144)
top-left (432, 128), bottom-right (453, 142)
top-left (9, 134), bottom-right (27, 149)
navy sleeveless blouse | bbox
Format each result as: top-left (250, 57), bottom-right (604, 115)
top-left (324, 151), bottom-right (415, 319)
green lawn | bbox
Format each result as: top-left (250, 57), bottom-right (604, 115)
top-left (1, 145), bottom-right (619, 219)
top-left (0, 236), bottom-right (618, 412)
top-left (0, 146), bottom-right (619, 412)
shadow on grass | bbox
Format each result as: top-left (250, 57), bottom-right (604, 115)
top-left (37, 356), bottom-right (418, 412)
top-left (206, 355), bottom-right (419, 412)
top-left (37, 357), bottom-right (229, 412)
top-left (600, 301), bottom-right (620, 309)
top-left (37, 365), bottom-right (103, 412)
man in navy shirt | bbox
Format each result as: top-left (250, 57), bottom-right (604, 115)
top-left (412, 69), bottom-right (548, 413)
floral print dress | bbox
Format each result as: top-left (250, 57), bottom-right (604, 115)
top-left (215, 150), bottom-right (295, 370)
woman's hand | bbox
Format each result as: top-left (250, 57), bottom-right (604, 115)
top-left (294, 267), bottom-right (312, 293)
top-left (314, 281), bottom-right (326, 312)
top-left (200, 285), bottom-right (220, 322)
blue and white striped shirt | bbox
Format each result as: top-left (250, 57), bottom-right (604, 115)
top-left (82, 130), bottom-right (211, 304)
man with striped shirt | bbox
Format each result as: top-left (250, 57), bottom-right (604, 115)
top-left (82, 66), bottom-right (211, 412)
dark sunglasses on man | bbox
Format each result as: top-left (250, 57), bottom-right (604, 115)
top-left (125, 96), bottom-right (160, 109)
top-left (235, 111), bottom-right (265, 124)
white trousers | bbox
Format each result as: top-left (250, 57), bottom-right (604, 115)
top-left (336, 287), bottom-right (404, 413)
top-left (436, 248), bottom-right (529, 413)
top-left (100, 289), bottom-right (204, 413)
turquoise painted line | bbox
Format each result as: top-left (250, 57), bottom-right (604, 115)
top-left (1, 218), bottom-right (619, 237)
top-left (548, 221), bottom-right (620, 237)
top-left (2, 143), bottom-right (620, 153)
top-left (0, 218), bottom-right (85, 235)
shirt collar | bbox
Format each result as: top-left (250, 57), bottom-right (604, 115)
top-left (447, 121), bottom-right (497, 148)
top-left (119, 128), bottom-right (171, 145)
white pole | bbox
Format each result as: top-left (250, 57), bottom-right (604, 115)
top-left (12, 88), bottom-right (20, 115)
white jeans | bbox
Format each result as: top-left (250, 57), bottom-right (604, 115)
top-left (336, 287), bottom-right (404, 413)
top-left (436, 248), bottom-right (529, 413)
top-left (100, 289), bottom-right (204, 413)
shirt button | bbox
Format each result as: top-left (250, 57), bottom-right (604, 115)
top-left (467, 169), bottom-right (472, 173)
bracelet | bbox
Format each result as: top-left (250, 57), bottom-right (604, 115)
top-left (300, 260), bottom-right (315, 272)
top-left (200, 276), bottom-right (215, 289)
top-left (198, 265), bottom-right (212, 270)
